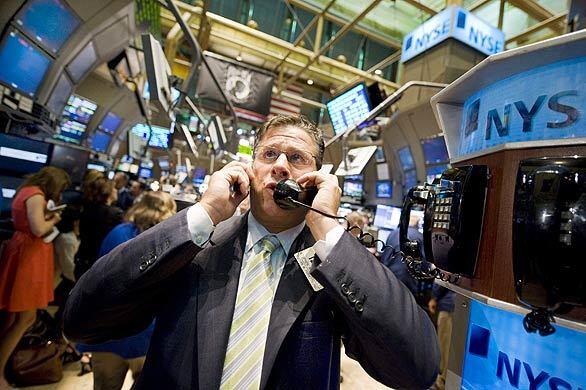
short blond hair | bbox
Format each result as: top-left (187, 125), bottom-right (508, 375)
top-left (125, 191), bottom-right (176, 232)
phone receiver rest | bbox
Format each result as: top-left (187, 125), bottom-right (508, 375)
top-left (274, 179), bottom-right (317, 210)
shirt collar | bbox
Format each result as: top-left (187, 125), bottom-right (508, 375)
top-left (246, 211), bottom-right (306, 256)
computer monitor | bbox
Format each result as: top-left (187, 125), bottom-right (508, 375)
top-left (342, 175), bottom-right (363, 202)
top-left (138, 166), bottom-right (152, 179)
top-left (131, 123), bottom-right (172, 149)
top-left (55, 94), bottom-right (98, 144)
top-left (375, 180), bottom-right (393, 198)
top-left (49, 144), bottom-right (89, 185)
top-left (426, 164), bottom-right (449, 184)
top-left (46, 72), bottom-right (73, 115)
top-left (98, 112), bottom-right (123, 134)
top-left (421, 136), bottom-right (449, 165)
top-left (0, 176), bottom-right (25, 216)
top-left (404, 169), bottom-right (418, 190)
top-left (129, 164), bottom-right (139, 174)
top-left (0, 28), bottom-right (52, 97)
top-left (86, 161), bottom-right (106, 172)
top-left (158, 156), bottom-right (170, 171)
top-left (87, 130), bottom-right (111, 153)
top-left (375, 146), bottom-right (386, 163)
top-left (117, 162), bottom-right (131, 172)
top-left (326, 83), bottom-right (371, 135)
top-left (15, 0), bottom-right (81, 55)
top-left (397, 146), bottom-right (415, 171)
top-left (373, 205), bottom-right (402, 230)
top-left (67, 40), bottom-right (97, 83)
top-left (0, 133), bottom-right (50, 175)
top-left (192, 167), bottom-right (206, 184)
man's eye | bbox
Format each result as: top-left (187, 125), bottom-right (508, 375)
top-left (289, 152), bottom-right (305, 163)
top-left (264, 149), bottom-right (278, 159)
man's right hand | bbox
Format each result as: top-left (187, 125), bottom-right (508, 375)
top-left (199, 161), bottom-right (253, 225)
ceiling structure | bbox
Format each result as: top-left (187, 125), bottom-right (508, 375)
top-left (159, 0), bottom-right (571, 110)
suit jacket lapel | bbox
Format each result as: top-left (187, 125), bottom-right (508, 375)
top-left (260, 226), bottom-right (316, 388)
top-left (196, 214), bottom-right (248, 390)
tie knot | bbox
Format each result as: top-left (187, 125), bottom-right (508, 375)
top-left (260, 235), bottom-right (280, 253)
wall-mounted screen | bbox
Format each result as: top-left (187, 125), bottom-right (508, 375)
top-left (88, 130), bottom-right (111, 153)
top-left (375, 180), bottom-right (393, 198)
top-left (131, 123), bottom-right (172, 149)
top-left (405, 169), bottom-right (418, 190)
top-left (138, 166), bottom-right (152, 179)
top-left (49, 144), bottom-right (89, 185)
top-left (0, 28), bottom-right (52, 97)
top-left (373, 205), bottom-right (402, 230)
top-left (99, 112), bottom-right (122, 134)
top-left (398, 146), bottom-right (415, 171)
top-left (0, 176), bottom-right (25, 216)
top-left (55, 94), bottom-right (97, 144)
top-left (342, 175), bottom-right (364, 199)
top-left (0, 133), bottom-right (50, 175)
top-left (46, 72), bottom-right (73, 115)
top-left (67, 40), bottom-right (97, 83)
top-left (426, 164), bottom-right (449, 184)
top-left (87, 161), bottom-right (107, 172)
top-left (15, 0), bottom-right (81, 55)
top-left (421, 135), bottom-right (449, 165)
top-left (327, 83), bottom-right (371, 135)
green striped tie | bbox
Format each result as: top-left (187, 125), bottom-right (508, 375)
top-left (220, 235), bottom-right (281, 389)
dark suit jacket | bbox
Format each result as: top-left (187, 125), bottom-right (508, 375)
top-left (64, 209), bottom-right (440, 389)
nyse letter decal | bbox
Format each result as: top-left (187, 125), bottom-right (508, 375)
top-left (522, 362), bottom-right (550, 390)
top-left (485, 105), bottom-right (511, 140)
top-left (514, 95), bottom-right (546, 133)
top-left (497, 352), bottom-right (521, 388)
top-left (547, 90), bottom-right (580, 129)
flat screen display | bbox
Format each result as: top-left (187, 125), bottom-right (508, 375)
top-left (46, 72), bottom-right (73, 115)
top-left (49, 144), bottom-right (89, 185)
top-left (426, 164), bottom-right (449, 184)
top-left (0, 176), bottom-right (25, 216)
top-left (99, 112), bottom-right (123, 134)
top-left (86, 162), bottom-right (106, 172)
top-left (67, 40), bottom-right (97, 83)
top-left (0, 133), bottom-right (50, 175)
top-left (421, 136), bottom-right (449, 165)
top-left (158, 157), bottom-right (169, 170)
top-left (373, 205), bottom-right (401, 230)
top-left (342, 175), bottom-right (363, 199)
top-left (376, 180), bottom-right (392, 198)
top-left (404, 169), bottom-right (418, 190)
top-left (327, 83), bottom-right (371, 135)
top-left (398, 146), bottom-right (415, 171)
top-left (15, 0), bottom-right (81, 54)
top-left (88, 130), bottom-right (111, 153)
top-left (55, 95), bottom-right (98, 144)
top-left (138, 167), bottom-right (152, 179)
top-left (375, 146), bottom-right (386, 163)
top-left (131, 124), bottom-right (171, 149)
top-left (0, 28), bottom-right (52, 97)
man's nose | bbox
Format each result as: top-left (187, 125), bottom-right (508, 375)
top-left (271, 153), bottom-right (291, 180)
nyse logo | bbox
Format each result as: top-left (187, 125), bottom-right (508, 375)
top-left (464, 90), bottom-right (580, 140)
top-left (468, 325), bottom-right (583, 389)
top-left (404, 19), bottom-right (450, 53)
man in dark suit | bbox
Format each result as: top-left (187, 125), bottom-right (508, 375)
top-left (64, 115), bottom-right (440, 389)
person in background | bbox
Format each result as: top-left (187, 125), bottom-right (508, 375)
top-left (428, 284), bottom-right (455, 390)
top-left (77, 191), bottom-right (176, 390)
top-left (113, 172), bottom-right (129, 192)
top-left (117, 175), bottom-right (134, 211)
top-left (74, 176), bottom-right (123, 280)
top-left (0, 167), bottom-right (70, 390)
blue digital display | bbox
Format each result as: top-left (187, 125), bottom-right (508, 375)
top-left (15, 0), bottom-right (81, 54)
top-left (462, 300), bottom-right (586, 389)
top-left (131, 123), bottom-right (172, 149)
top-left (375, 180), bottom-right (392, 198)
top-left (55, 95), bottom-right (98, 144)
top-left (404, 169), bottom-right (418, 189)
top-left (139, 167), bottom-right (152, 179)
top-left (398, 146), bottom-right (415, 171)
top-left (342, 175), bottom-right (363, 199)
top-left (0, 133), bottom-right (50, 175)
top-left (327, 83), bottom-right (371, 135)
top-left (0, 28), bottom-right (52, 97)
top-left (421, 136), bottom-right (449, 164)
top-left (99, 112), bottom-right (123, 134)
top-left (459, 57), bottom-right (586, 158)
top-left (88, 130), bottom-right (111, 153)
top-left (426, 164), bottom-right (449, 184)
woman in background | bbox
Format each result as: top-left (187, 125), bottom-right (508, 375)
top-left (77, 191), bottom-right (176, 390)
top-left (0, 167), bottom-right (70, 390)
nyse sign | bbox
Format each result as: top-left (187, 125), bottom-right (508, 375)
top-left (462, 301), bottom-right (585, 389)
top-left (401, 6), bottom-right (504, 63)
top-left (459, 57), bottom-right (586, 157)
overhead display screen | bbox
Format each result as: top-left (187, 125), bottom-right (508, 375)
top-left (373, 205), bottom-right (402, 230)
top-left (55, 94), bottom-right (98, 144)
top-left (131, 123), bottom-right (172, 149)
top-left (426, 164), bottom-right (449, 184)
top-left (15, 0), bottom-right (81, 55)
top-left (88, 130), bottom-right (111, 153)
top-left (398, 146), bottom-right (415, 171)
top-left (376, 180), bottom-right (393, 198)
top-left (99, 112), bottom-right (123, 134)
top-left (0, 28), bottom-right (52, 97)
top-left (421, 136), bottom-right (449, 164)
top-left (0, 133), bottom-right (50, 175)
top-left (327, 83), bottom-right (371, 135)
top-left (404, 169), bottom-right (418, 189)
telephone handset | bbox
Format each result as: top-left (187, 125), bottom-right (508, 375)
top-left (513, 157), bottom-right (585, 334)
top-left (400, 165), bottom-right (489, 279)
top-left (273, 179), bottom-right (318, 209)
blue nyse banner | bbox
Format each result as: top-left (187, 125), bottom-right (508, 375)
top-left (459, 57), bottom-right (586, 157)
top-left (401, 6), bottom-right (504, 63)
top-left (462, 300), bottom-right (586, 389)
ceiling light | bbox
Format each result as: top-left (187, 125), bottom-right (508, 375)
top-left (307, 79), bottom-right (314, 85)
top-left (236, 55), bottom-right (243, 61)
top-left (374, 69), bottom-right (383, 76)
